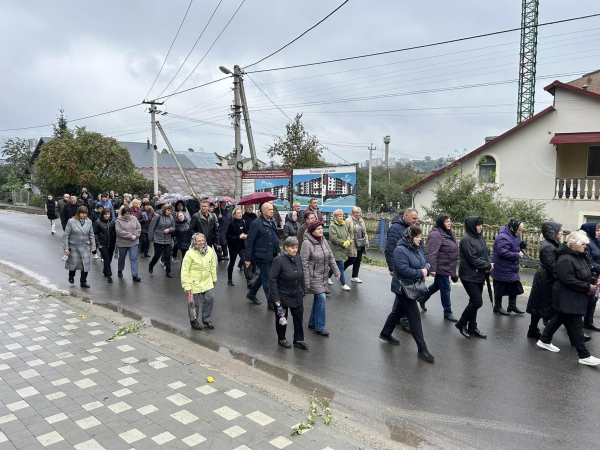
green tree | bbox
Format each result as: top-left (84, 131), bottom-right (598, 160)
top-left (266, 114), bottom-right (328, 169)
top-left (1, 138), bottom-right (34, 184)
top-left (53, 108), bottom-right (73, 139)
top-left (356, 166), bottom-right (424, 212)
top-left (423, 162), bottom-right (549, 228)
top-left (34, 126), bottom-right (137, 195)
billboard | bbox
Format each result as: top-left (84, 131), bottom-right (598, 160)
top-left (242, 170), bottom-right (291, 210)
top-left (292, 165), bottom-right (356, 214)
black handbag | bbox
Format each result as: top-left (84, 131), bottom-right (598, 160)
top-left (399, 279), bottom-right (428, 301)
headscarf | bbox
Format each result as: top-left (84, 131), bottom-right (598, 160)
top-left (401, 227), bottom-right (419, 249)
top-left (190, 232), bottom-right (208, 256)
top-left (434, 215), bottom-right (454, 238)
top-left (508, 219), bottom-right (522, 236)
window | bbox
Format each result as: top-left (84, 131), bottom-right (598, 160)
top-left (479, 156), bottom-right (496, 183)
top-left (587, 146), bottom-right (600, 177)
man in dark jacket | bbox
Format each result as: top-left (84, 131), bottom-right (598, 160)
top-left (215, 200), bottom-right (233, 261)
top-left (385, 208), bottom-right (420, 331)
top-left (61, 196), bottom-right (80, 231)
top-left (79, 187), bottom-right (93, 203)
top-left (287, 202), bottom-right (304, 226)
top-left (245, 203), bottom-right (281, 309)
top-left (186, 195), bottom-right (201, 218)
top-left (297, 211), bottom-right (315, 253)
top-left (580, 222), bottom-right (600, 331)
top-left (189, 201), bottom-right (220, 249)
top-left (56, 193), bottom-right (70, 221)
top-left (379, 203), bottom-right (386, 213)
top-left (303, 198), bottom-right (323, 222)
top-left (388, 202), bottom-right (395, 214)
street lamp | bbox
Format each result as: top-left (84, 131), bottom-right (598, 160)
top-left (219, 66), bottom-right (232, 75)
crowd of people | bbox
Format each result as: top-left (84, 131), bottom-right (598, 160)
top-left (50, 188), bottom-right (600, 365)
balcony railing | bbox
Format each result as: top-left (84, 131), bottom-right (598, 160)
top-left (555, 178), bottom-right (599, 199)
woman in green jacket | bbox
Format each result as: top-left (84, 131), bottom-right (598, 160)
top-left (181, 233), bottom-right (217, 330)
top-left (328, 209), bottom-right (351, 291)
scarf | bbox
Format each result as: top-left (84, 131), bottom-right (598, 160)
top-left (434, 215), bottom-right (455, 239)
top-left (335, 219), bottom-right (345, 225)
top-left (189, 235), bottom-right (208, 256)
top-left (313, 235), bottom-right (323, 244)
top-left (79, 219), bottom-right (86, 226)
top-left (508, 218), bottom-right (522, 236)
top-left (401, 227), bottom-right (419, 250)
top-left (284, 250), bottom-right (296, 263)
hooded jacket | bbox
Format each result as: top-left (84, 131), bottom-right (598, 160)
top-left (527, 221), bottom-right (562, 318)
top-left (552, 244), bottom-right (592, 315)
top-left (148, 210), bottom-right (175, 245)
top-left (459, 216), bottom-right (492, 283)
top-left (115, 215), bottom-right (141, 248)
top-left (174, 200), bottom-right (191, 221)
top-left (580, 222), bottom-right (600, 275)
top-left (385, 216), bottom-right (425, 272)
top-left (269, 252), bottom-right (305, 308)
top-left (391, 229), bottom-right (429, 294)
top-left (427, 217), bottom-right (458, 277)
top-left (328, 219), bottom-right (351, 262)
top-left (300, 232), bottom-right (339, 294)
top-left (491, 224), bottom-right (522, 283)
top-left (181, 245), bottom-right (217, 294)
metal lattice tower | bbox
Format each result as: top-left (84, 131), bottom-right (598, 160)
top-left (517, 0), bottom-right (539, 124)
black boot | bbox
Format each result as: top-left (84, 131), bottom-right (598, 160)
top-left (493, 298), bottom-right (510, 315)
top-left (527, 326), bottom-right (541, 339)
top-left (507, 297), bottom-right (525, 314)
top-left (584, 322), bottom-right (600, 332)
top-left (455, 320), bottom-right (470, 338)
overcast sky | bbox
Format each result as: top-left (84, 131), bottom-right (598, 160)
top-left (1, 0), bottom-right (599, 165)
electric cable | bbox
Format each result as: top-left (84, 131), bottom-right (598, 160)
top-left (245, 13), bottom-right (600, 73)
top-left (154, 0), bottom-right (225, 99)
top-left (145, 0), bottom-right (194, 100)
top-left (243, 0), bottom-right (350, 69)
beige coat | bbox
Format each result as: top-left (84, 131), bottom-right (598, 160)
top-left (346, 216), bottom-right (369, 258)
top-left (300, 233), bottom-right (340, 294)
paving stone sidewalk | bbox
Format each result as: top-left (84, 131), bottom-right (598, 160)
top-left (0, 272), bottom-right (363, 450)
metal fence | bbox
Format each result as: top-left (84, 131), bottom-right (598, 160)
top-left (362, 215), bottom-right (569, 262)
top-left (9, 190), bottom-right (47, 208)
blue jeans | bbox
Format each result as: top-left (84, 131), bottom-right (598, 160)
top-left (249, 261), bottom-right (272, 304)
top-left (308, 293), bottom-right (327, 332)
top-left (118, 245), bottom-right (139, 277)
top-left (422, 275), bottom-right (453, 316)
top-left (328, 261), bottom-right (346, 285)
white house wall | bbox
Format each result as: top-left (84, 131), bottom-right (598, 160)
top-left (411, 87), bottom-right (600, 230)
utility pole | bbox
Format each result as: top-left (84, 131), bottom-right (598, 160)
top-left (219, 65), bottom-right (243, 200)
top-left (143, 100), bottom-right (164, 195)
top-left (155, 121), bottom-right (197, 197)
top-left (239, 75), bottom-right (257, 168)
top-left (368, 144), bottom-right (376, 197)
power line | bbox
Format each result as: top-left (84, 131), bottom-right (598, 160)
top-left (153, 75), bottom-right (232, 101)
top-left (144, 0), bottom-right (194, 100)
top-left (246, 13), bottom-right (600, 73)
top-left (154, 0), bottom-right (225, 100)
top-left (242, 0), bottom-right (350, 69)
top-left (0, 103), bottom-right (142, 132)
top-left (245, 74), bottom-right (292, 122)
top-left (162, 0), bottom-right (247, 101)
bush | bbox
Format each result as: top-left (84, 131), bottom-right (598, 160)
top-left (29, 195), bottom-right (43, 207)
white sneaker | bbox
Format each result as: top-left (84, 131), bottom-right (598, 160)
top-left (579, 356), bottom-right (600, 366)
top-left (536, 340), bottom-right (560, 352)
top-left (160, 261), bottom-right (165, 268)
top-left (351, 277), bottom-right (362, 283)
top-left (328, 278), bottom-right (333, 285)
top-left (171, 258), bottom-right (180, 264)
top-left (94, 254), bottom-right (99, 259)
top-left (100, 259), bottom-right (104, 263)
top-left (341, 284), bottom-right (351, 291)
top-left (51, 230), bottom-right (55, 235)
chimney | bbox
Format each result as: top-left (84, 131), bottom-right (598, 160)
top-left (583, 84), bottom-right (589, 90)
top-left (484, 136), bottom-right (497, 144)
top-left (188, 148), bottom-right (194, 152)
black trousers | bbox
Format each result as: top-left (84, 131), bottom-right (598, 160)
top-left (68, 270), bottom-right (88, 284)
top-left (381, 293), bottom-right (428, 352)
top-left (139, 232), bottom-right (150, 255)
top-left (99, 245), bottom-right (115, 277)
top-left (458, 280), bottom-right (484, 331)
top-left (150, 243), bottom-right (171, 274)
top-left (541, 311), bottom-right (591, 359)
top-left (276, 304), bottom-right (304, 342)
top-left (227, 246), bottom-right (245, 280)
top-left (585, 294), bottom-right (597, 325)
top-left (344, 248), bottom-right (364, 278)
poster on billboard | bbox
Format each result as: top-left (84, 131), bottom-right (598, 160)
top-left (242, 170), bottom-right (291, 211)
top-left (292, 166), bottom-right (356, 217)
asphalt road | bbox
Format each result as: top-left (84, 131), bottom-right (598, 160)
top-left (2, 210), bottom-right (599, 449)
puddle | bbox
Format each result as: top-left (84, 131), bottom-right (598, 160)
top-left (387, 420), bottom-right (428, 448)
top-left (0, 259), bottom-right (69, 294)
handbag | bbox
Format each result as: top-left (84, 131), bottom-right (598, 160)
top-left (355, 238), bottom-right (367, 248)
top-left (399, 279), bottom-right (428, 301)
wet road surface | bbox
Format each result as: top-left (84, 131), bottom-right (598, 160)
top-left (1, 210), bottom-right (599, 449)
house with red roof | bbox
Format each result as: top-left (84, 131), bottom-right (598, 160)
top-left (403, 73), bottom-right (600, 230)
